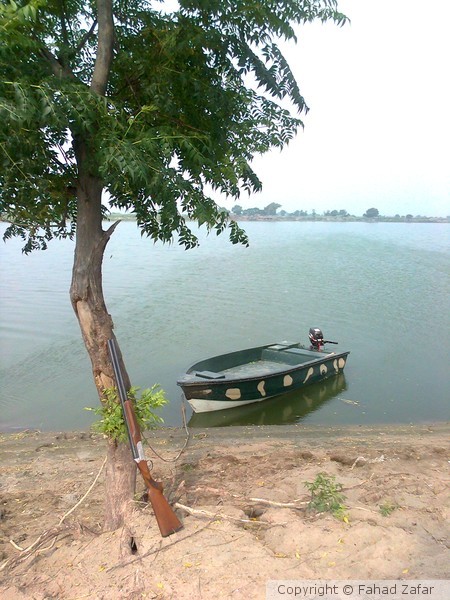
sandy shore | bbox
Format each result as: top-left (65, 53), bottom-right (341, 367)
top-left (1, 423), bottom-right (449, 599)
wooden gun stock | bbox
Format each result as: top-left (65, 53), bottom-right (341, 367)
top-left (136, 459), bottom-right (183, 537)
top-left (107, 338), bottom-right (183, 537)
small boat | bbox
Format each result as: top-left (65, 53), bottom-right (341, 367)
top-left (188, 373), bottom-right (348, 427)
top-left (177, 328), bottom-right (350, 413)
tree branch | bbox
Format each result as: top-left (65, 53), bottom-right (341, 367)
top-left (105, 219), bottom-right (121, 238)
top-left (73, 19), bottom-right (98, 58)
top-left (38, 44), bottom-right (76, 80)
top-left (90, 0), bottom-right (114, 96)
top-left (60, 1), bottom-right (69, 47)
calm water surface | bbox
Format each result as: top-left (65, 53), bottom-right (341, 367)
top-left (1, 221), bottom-right (449, 431)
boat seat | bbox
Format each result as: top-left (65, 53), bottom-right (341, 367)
top-left (262, 348), bottom-right (302, 365)
top-left (267, 342), bottom-right (298, 350)
top-left (283, 348), bottom-right (310, 356)
top-left (195, 370), bottom-right (226, 380)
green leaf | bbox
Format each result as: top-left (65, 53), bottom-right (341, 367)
top-left (86, 385), bottom-right (167, 443)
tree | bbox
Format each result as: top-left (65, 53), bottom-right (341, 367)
top-left (263, 202), bottom-right (282, 215)
top-left (243, 207), bottom-right (264, 216)
top-left (231, 205), bottom-right (243, 216)
top-left (364, 207), bottom-right (380, 218)
top-left (0, 0), bottom-right (347, 531)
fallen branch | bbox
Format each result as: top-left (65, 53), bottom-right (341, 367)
top-left (0, 525), bottom-right (79, 572)
top-left (1, 457), bottom-right (106, 573)
top-left (59, 455), bottom-right (107, 525)
top-left (174, 502), bottom-right (271, 527)
top-left (342, 478), bottom-right (372, 491)
top-left (351, 455), bottom-right (385, 470)
top-left (9, 539), bottom-right (24, 552)
top-left (350, 506), bottom-right (379, 514)
top-left (192, 485), bottom-right (229, 497)
top-left (248, 497), bottom-right (308, 509)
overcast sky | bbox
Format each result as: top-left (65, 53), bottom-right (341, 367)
top-left (226, 0), bottom-right (450, 217)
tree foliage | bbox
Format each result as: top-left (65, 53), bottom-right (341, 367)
top-left (264, 202), bottom-right (282, 215)
top-left (0, 0), bottom-right (347, 250)
top-left (364, 207), bottom-right (380, 218)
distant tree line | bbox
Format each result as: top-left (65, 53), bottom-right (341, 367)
top-left (231, 204), bottom-right (356, 217)
top-left (231, 203), bottom-right (355, 217)
top-left (231, 202), bottom-right (283, 216)
top-left (228, 205), bottom-right (448, 222)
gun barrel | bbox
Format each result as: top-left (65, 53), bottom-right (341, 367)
top-left (107, 339), bottom-right (139, 460)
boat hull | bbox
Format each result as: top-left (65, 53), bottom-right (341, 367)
top-left (177, 342), bottom-right (350, 413)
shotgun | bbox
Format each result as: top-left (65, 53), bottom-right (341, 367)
top-left (107, 338), bottom-right (183, 537)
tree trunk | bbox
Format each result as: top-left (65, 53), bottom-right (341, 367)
top-left (70, 137), bottom-right (136, 531)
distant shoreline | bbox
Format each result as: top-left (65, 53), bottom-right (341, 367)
top-left (106, 213), bottom-right (450, 224)
top-left (229, 215), bottom-right (450, 224)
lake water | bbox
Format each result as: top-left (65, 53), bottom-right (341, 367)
top-left (1, 220), bottom-right (449, 431)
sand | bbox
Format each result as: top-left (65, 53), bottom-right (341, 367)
top-left (0, 422), bottom-right (449, 599)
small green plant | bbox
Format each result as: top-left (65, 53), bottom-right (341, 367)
top-left (304, 472), bottom-right (348, 520)
top-left (379, 500), bottom-right (399, 517)
top-left (85, 385), bottom-right (167, 442)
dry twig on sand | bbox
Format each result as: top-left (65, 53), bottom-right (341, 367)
top-left (174, 502), bottom-right (272, 527)
top-left (1, 524), bottom-right (80, 572)
top-left (248, 497), bottom-right (309, 509)
top-left (0, 457), bottom-right (106, 573)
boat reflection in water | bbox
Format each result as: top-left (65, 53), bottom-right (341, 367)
top-left (187, 373), bottom-right (347, 428)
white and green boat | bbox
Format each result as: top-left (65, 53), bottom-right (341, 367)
top-left (177, 328), bottom-right (350, 413)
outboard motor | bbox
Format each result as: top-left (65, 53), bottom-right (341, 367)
top-left (309, 327), bottom-right (339, 351)
top-left (309, 327), bottom-right (324, 350)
